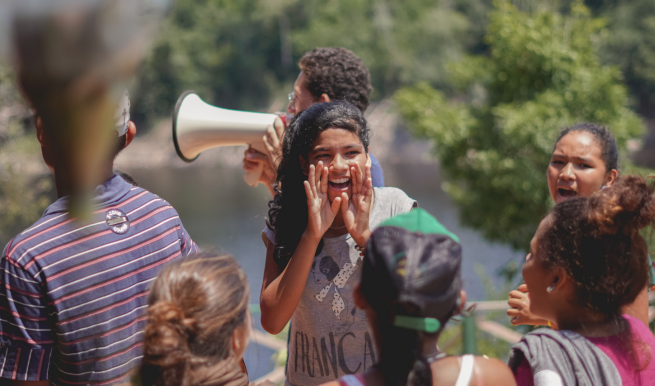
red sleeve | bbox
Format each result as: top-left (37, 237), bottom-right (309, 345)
top-left (513, 357), bottom-right (534, 386)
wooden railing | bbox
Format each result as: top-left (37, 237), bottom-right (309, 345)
top-left (251, 295), bottom-right (655, 383)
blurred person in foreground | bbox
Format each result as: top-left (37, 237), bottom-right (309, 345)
top-left (321, 209), bottom-right (515, 386)
top-left (243, 47), bottom-right (385, 197)
top-left (138, 254), bottom-right (253, 386)
top-left (510, 175), bottom-right (655, 385)
top-left (0, 91), bottom-right (198, 385)
top-left (507, 123), bottom-right (655, 328)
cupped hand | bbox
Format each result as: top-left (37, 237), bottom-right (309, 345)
top-left (341, 163), bottom-right (373, 247)
top-left (507, 284), bottom-right (549, 326)
top-left (304, 161), bottom-right (341, 240)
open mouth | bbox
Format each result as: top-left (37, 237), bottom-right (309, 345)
top-left (557, 187), bottom-right (577, 199)
top-left (329, 177), bottom-right (351, 190)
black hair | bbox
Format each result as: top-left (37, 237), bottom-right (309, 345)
top-left (360, 226), bottom-right (463, 386)
top-left (267, 101), bottom-right (369, 269)
top-left (113, 134), bottom-right (127, 159)
top-left (299, 48), bottom-right (373, 113)
top-left (555, 123), bottom-right (618, 172)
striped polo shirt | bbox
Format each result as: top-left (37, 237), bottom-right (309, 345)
top-left (0, 174), bottom-right (198, 385)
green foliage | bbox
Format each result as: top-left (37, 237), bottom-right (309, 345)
top-left (132, 0), bottom-right (480, 129)
top-left (396, 0), bottom-right (646, 251)
top-left (598, 0), bottom-right (655, 116)
top-left (290, 0), bottom-right (471, 98)
top-left (0, 65), bottom-right (54, 246)
top-left (132, 0), bottom-right (295, 126)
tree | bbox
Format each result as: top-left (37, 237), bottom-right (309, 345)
top-left (395, 0), bottom-right (645, 251)
top-left (597, 0), bottom-right (655, 117)
top-left (131, 0), bottom-right (480, 129)
top-left (0, 65), bottom-right (54, 245)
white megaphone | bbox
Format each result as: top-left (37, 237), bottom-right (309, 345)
top-left (172, 90), bottom-right (279, 187)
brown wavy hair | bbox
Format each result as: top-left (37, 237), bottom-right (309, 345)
top-left (540, 175), bottom-right (654, 370)
top-left (540, 175), bottom-right (653, 315)
top-left (139, 254), bottom-right (249, 386)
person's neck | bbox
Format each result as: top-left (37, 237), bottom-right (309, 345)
top-left (554, 311), bottom-right (623, 337)
top-left (54, 165), bottom-right (115, 199)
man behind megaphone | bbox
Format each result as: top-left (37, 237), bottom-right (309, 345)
top-left (243, 47), bottom-right (385, 198)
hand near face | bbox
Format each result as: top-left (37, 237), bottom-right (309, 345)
top-left (341, 163), bottom-right (373, 247)
top-left (506, 284), bottom-right (549, 326)
top-left (304, 161), bottom-right (341, 240)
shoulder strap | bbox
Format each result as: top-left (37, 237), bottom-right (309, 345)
top-left (340, 374), bottom-right (365, 386)
top-left (454, 355), bottom-right (475, 386)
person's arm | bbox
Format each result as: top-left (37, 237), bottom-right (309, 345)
top-left (260, 162), bottom-right (341, 334)
top-left (260, 230), bottom-right (323, 334)
top-left (0, 249), bottom-right (54, 383)
top-left (178, 221), bottom-right (200, 256)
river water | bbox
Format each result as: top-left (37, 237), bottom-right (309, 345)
top-left (124, 162), bottom-right (524, 379)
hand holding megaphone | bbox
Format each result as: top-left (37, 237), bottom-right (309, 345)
top-left (172, 91), bottom-right (287, 187)
top-left (243, 117), bottom-right (286, 188)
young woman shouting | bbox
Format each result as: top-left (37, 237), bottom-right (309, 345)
top-left (260, 101), bottom-right (416, 386)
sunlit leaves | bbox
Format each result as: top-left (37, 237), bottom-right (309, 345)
top-left (396, 0), bottom-right (646, 251)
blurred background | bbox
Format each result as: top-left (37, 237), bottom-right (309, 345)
top-left (1, 0), bottom-right (654, 378)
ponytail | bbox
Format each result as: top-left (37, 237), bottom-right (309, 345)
top-left (374, 306), bottom-right (434, 386)
top-left (139, 254), bottom-right (249, 386)
top-left (141, 301), bottom-right (202, 386)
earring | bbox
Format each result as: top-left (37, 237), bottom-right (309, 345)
top-left (547, 285), bottom-right (555, 293)
top-left (602, 185), bottom-right (607, 189)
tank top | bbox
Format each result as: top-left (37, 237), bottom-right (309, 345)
top-left (337, 355), bottom-right (480, 386)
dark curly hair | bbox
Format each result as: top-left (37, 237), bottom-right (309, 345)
top-left (139, 254), bottom-right (249, 386)
top-left (267, 101), bottom-right (370, 269)
top-left (540, 175), bottom-right (653, 317)
top-left (299, 47), bottom-right (372, 113)
top-left (556, 123), bottom-right (619, 172)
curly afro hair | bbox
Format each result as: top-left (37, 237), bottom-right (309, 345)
top-left (298, 47), bottom-right (372, 113)
top-left (540, 175), bottom-right (654, 318)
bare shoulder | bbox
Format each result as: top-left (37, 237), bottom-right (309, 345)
top-left (431, 355), bottom-right (516, 386)
top-left (472, 356), bottom-right (516, 386)
top-left (430, 356), bottom-right (464, 385)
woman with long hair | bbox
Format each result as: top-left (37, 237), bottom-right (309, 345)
top-left (138, 254), bottom-right (251, 386)
top-left (260, 101), bottom-right (416, 386)
top-left (321, 209), bottom-right (516, 386)
top-left (507, 123), bottom-right (654, 327)
top-left (510, 175), bottom-right (655, 385)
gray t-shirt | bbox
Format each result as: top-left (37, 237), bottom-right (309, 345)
top-left (264, 187), bottom-right (416, 386)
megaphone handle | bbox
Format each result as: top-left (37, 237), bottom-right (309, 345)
top-left (244, 163), bottom-right (264, 187)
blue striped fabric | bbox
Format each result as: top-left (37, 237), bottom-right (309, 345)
top-left (0, 175), bottom-right (198, 385)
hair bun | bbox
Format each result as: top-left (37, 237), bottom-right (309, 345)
top-left (588, 175), bottom-right (655, 236)
top-left (143, 301), bottom-right (194, 368)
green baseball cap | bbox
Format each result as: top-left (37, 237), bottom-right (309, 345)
top-left (362, 208), bottom-right (462, 333)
